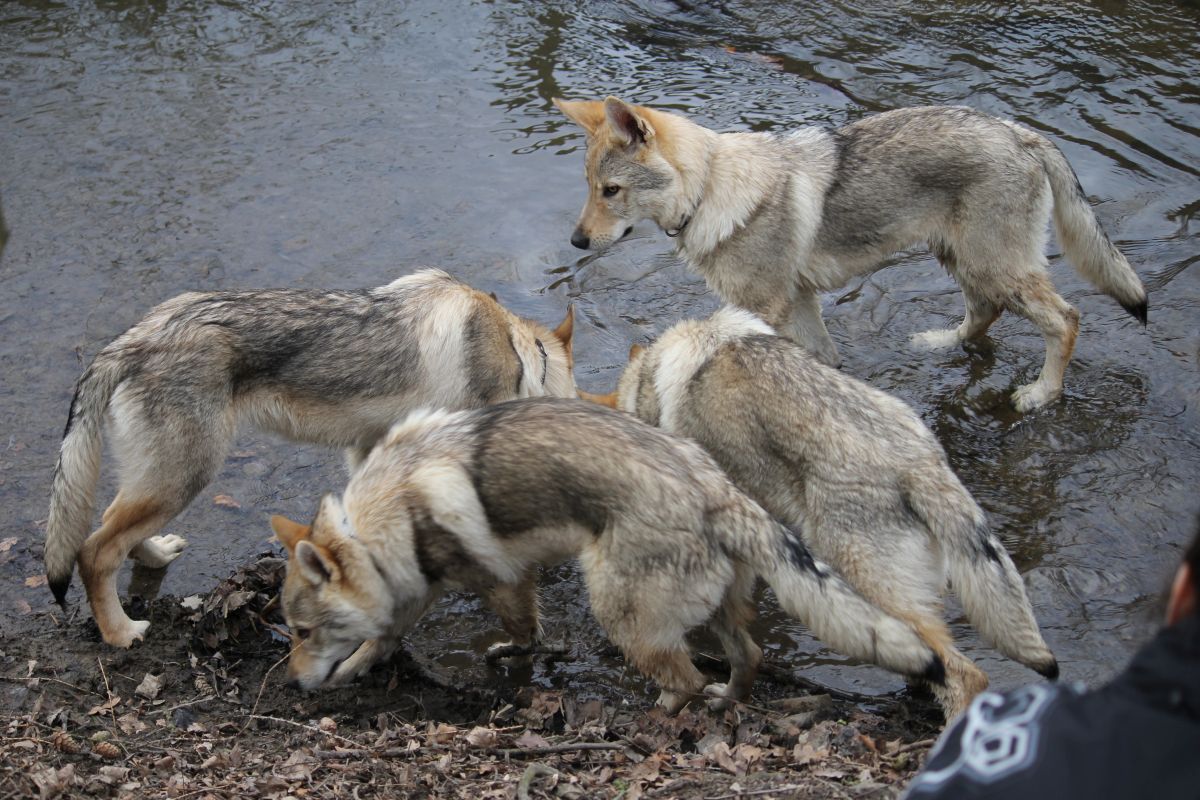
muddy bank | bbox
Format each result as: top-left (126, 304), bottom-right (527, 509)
top-left (0, 555), bottom-right (943, 799)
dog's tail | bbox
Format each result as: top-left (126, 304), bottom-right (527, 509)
top-left (1020, 126), bottom-right (1147, 324)
top-left (714, 499), bottom-right (946, 684)
top-left (45, 351), bottom-right (128, 607)
top-left (902, 474), bottom-right (1059, 679)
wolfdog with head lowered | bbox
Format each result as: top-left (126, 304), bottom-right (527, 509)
top-left (584, 307), bottom-right (1057, 719)
top-left (555, 97), bottom-right (1147, 412)
top-left (270, 398), bottom-right (945, 708)
top-left (45, 269), bottom-right (577, 648)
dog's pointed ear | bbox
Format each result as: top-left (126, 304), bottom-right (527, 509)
top-left (604, 97), bottom-right (654, 147)
top-left (271, 515), bottom-right (311, 552)
top-left (628, 342), bottom-right (646, 361)
top-left (489, 291), bottom-right (499, 302)
top-left (578, 388), bottom-right (619, 409)
top-left (553, 98), bottom-right (606, 136)
top-left (294, 540), bottom-right (339, 585)
top-left (552, 304), bottom-right (575, 350)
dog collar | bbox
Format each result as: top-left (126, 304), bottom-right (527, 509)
top-left (535, 339), bottom-right (548, 386)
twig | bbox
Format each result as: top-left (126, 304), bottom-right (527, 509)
top-left (236, 646), bottom-right (293, 737)
top-left (705, 785), bottom-right (801, 800)
top-left (95, 657), bottom-right (123, 745)
top-left (499, 742), bottom-right (625, 758)
top-left (812, 776), bottom-right (853, 800)
top-left (694, 652), bottom-right (879, 704)
top-left (0, 674), bottom-right (102, 698)
top-left (892, 737), bottom-right (936, 756)
top-left (315, 746), bottom-right (433, 760)
top-left (245, 714), bottom-right (360, 748)
top-left (146, 695), bottom-right (217, 717)
top-left (484, 641), bottom-right (569, 662)
top-left (517, 763), bottom-right (560, 800)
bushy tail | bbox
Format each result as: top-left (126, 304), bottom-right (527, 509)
top-left (714, 501), bottom-right (946, 684)
top-left (45, 354), bottom-right (126, 606)
top-left (1020, 125), bottom-right (1147, 324)
top-left (903, 476), bottom-right (1058, 679)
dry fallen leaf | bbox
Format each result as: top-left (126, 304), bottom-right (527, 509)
top-left (465, 726), bottom-right (498, 748)
top-left (25, 575), bottom-right (47, 588)
top-left (213, 494), bottom-right (241, 509)
top-left (135, 673), bottom-right (164, 700)
top-left (513, 730), bottom-right (550, 749)
top-left (0, 536), bottom-right (18, 552)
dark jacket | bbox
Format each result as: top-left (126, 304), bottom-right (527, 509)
top-left (905, 615), bottom-right (1200, 799)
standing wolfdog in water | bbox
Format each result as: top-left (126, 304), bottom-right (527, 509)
top-left (45, 269), bottom-right (576, 649)
top-left (582, 308), bottom-right (1058, 719)
top-left (555, 97), bottom-right (1147, 412)
top-left (270, 398), bottom-right (945, 707)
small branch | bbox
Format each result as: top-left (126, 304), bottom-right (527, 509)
top-left (245, 714), bottom-right (360, 748)
top-left (484, 642), bottom-right (569, 662)
top-left (517, 763), bottom-right (560, 800)
top-left (499, 742), bottom-right (625, 758)
top-left (705, 786), bottom-right (801, 800)
top-left (892, 737), bottom-right (936, 756)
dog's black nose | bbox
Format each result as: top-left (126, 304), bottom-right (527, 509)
top-left (570, 229), bottom-right (590, 250)
top-left (285, 677), bottom-right (301, 690)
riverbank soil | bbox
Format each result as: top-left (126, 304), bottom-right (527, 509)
top-left (0, 555), bottom-right (942, 799)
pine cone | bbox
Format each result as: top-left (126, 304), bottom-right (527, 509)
top-left (51, 730), bottom-right (81, 754)
top-left (92, 740), bottom-right (122, 759)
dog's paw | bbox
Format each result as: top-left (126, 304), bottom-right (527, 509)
top-left (106, 619), bottom-right (151, 649)
top-left (132, 535), bottom-right (188, 568)
top-left (911, 328), bottom-right (961, 350)
top-left (703, 682), bottom-right (737, 712)
top-left (1011, 381), bottom-right (1059, 412)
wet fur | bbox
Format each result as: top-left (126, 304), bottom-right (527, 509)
top-left (276, 399), bottom-right (946, 710)
top-left (45, 269), bottom-right (577, 648)
top-left (556, 98), bottom-right (1147, 412)
top-left (609, 308), bottom-right (1058, 720)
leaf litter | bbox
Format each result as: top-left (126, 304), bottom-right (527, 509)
top-left (0, 554), bottom-right (942, 798)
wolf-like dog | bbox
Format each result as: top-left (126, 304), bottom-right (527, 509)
top-left (270, 398), bottom-right (945, 709)
top-left (45, 269), bottom-right (577, 648)
top-left (583, 308), bottom-right (1057, 719)
top-left (555, 97), bottom-right (1147, 412)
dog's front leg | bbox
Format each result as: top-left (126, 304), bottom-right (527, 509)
top-left (329, 592), bottom-right (437, 685)
top-left (483, 571), bottom-right (542, 660)
top-left (782, 292), bottom-right (841, 368)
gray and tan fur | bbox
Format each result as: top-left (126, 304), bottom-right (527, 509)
top-left (45, 268), bottom-right (576, 649)
top-left (271, 398), bottom-right (945, 709)
top-left (556, 97), bottom-right (1147, 412)
top-left (600, 308), bottom-right (1057, 720)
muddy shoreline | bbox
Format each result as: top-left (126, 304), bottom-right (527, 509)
top-left (1, 554), bottom-right (944, 799)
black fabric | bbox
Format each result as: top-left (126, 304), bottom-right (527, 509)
top-left (905, 616), bottom-right (1200, 799)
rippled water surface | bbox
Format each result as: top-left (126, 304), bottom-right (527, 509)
top-left (1, 0), bottom-right (1197, 702)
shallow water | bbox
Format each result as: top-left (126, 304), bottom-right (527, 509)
top-left (1, 0), bottom-right (1197, 704)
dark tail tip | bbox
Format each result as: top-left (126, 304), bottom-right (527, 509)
top-left (1120, 298), bottom-right (1148, 326)
top-left (921, 654), bottom-right (947, 687)
top-left (49, 575), bottom-right (71, 609)
top-left (1035, 658), bottom-right (1060, 681)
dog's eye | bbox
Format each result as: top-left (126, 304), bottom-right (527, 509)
top-left (293, 626), bottom-right (311, 641)
top-left (603, 184), bottom-right (620, 197)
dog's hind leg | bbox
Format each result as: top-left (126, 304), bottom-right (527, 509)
top-left (912, 287), bottom-right (1002, 350)
top-left (703, 566), bottom-right (762, 710)
top-left (1004, 272), bottom-right (1079, 412)
top-left (484, 570), bottom-right (542, 659)
top-left (780, 292), bottom-right (841, 368)
top-left (78, 499), bottom-right (180, 647)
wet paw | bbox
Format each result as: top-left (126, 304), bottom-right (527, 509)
top-left (133, 535), bottom-right (188, 568)
top-left (911, 328), bottom-right (961, 350)
top-left (485, 640), bottom-right (535, 661)
top-left (106, 619), bottom-right (151, 649)
top-left (703, 682), bottom-right (738, 711)
top-left (1011, 382), bottom-right (1059, 412)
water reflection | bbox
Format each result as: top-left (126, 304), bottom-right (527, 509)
top-left (0, 0), bottom-right (1196, 698)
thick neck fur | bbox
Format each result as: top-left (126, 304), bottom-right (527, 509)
top-left (652, 117), bottom-right (837, 264)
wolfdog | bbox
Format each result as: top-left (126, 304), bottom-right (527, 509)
top-left (555, 97), bottom-right (1147, 412)
top-left (45, 269), bottom-right (577, 648)
top-left (270, 398), bottom-right (945, 708)
top-left (582, 308), bottom-right (1057, 719)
